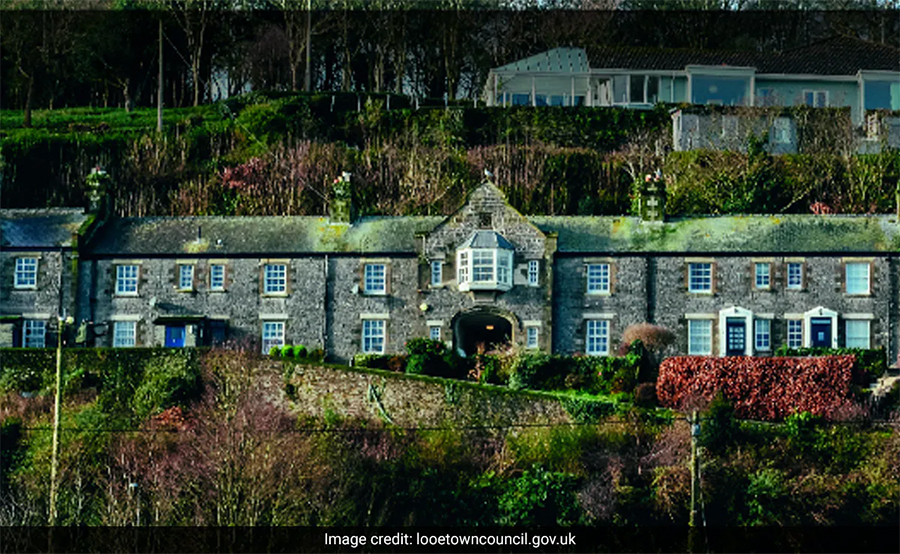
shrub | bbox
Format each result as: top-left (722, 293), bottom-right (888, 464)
top-left (699, 393), bottom-right (739, 452)
top-left (657, 355), bottom-right (857, 421)
top-left (633, 382), bottom-right (657, 408)
top-left (290, 345), bottom-right (308, 359)
top-left (353, 354), bottom-right (393, 370)
top-left (498, 465), bottom-right (583, 526)
top-left (405, 338), bottom-right (456, 377)
top-left (774, 346), bottom-right (885, 385)
top-left (268, 346), bottom-right (283, 357)
top-left (620, 324), bottom-right (676, 354)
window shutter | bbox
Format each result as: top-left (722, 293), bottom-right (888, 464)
top-left (358, 261), bottom-right (365, 293)
top-left (801, 261), bottom-right (808, 291)
top-left (138, 265), bottom-right (146, 295)
top-left (609, 262), bottom-right (617, 295)
top-left (258, 265), bottom-right (265, 295)
top-left (711, 262), bottom-right (718, 295)
top-left (385, 264), bottom-right (392, 295)
top-left (225, 264), bottom-right (233, 290)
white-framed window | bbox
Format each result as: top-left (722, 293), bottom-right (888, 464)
top-left (456, 248), bottom-right (513, 291)
top-left (754, 319), bottom-right (771, 351)
top-left (755, 263), bottom-right (770, 289)
top-left (613, 74), bottom-right (659, 104)
top-left (528, 260), bottom-right (539, 286)
top-left (586, 319), bottom-right (609, 356)
top-left (688, 319), bottom-right (712, 355)
top-left (210, 264), bottom-right (225, 291)
top-left (457, 251), bottom-right (468, 284)
top-left (688, 263), bottom-right (712, 293)
top-left (526, 326), bottom-right (539, 349)
top-left (14, 258), bottom-right (38, 288)
top-left (586, 264), bottom-right (610, 294)
top-left (787, 319), bottom-right (803, 349)
top-left (772, 118), bottom-right (792, 144)
top-left (264, 263), bottom-right (287, 294)
top-left (429, 325), bottom-right (441, 341)
top-left (803, 90), bottom-right (828, 108)
top-left (115, 265), bottom-right (139, 295)
top-left (362, 319), bottom-right (385, 354)
top-left (845, 320), bottom-right (870, 349)
top-left (430, 261), bottom-right (442, 287)
top-left (787, 263), bottom-right (803, 290)
top-left (22, 320), bottom-right (46, 348)
top-left (113, 321), bottom-right (136, 348)
top-left (261, 321), bottom-right (285, 354)
top-left (364, 263), bottom-right (386, 294)
top-left (845, 263), bottom-right (870, 295)
top-left (178, 265), bottom-right (194, 291)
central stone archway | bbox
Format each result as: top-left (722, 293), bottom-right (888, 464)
top-left (452, 308), bottom-right (516, 357)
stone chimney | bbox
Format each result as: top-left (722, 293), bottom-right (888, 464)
top-left (330, 171), bottom-right (355, 224)
top-left (639, 170), bottom-right (666, 223)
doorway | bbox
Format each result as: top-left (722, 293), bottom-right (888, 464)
top-left (725, 318), bottom-right (746, 356)
top-left (165, 325), bottom-right (186, 348)
top-left (453, 311), bottom-right (513, 357)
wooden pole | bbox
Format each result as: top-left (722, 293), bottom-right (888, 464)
top-left (157, 19), bottom-right (163, 133)
top-left (48, 317), bottom-right (63, 525)
top-left (689, 410), bottom-right (700, 527)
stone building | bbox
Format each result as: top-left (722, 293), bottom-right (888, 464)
top-left (3, 180), bottom-right (899, 365)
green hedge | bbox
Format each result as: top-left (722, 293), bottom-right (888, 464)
top-left (773, 346), bottom-right (886, 385)
top-left (508, 346), bottom-right (642, 395)
top-left (0, 348), bottom-right (202, 422)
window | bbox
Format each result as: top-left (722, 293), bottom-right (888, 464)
top-left (787, 319), bottom-right (803, 349)
top-left (691, 75), bottom-right (750, 106)
top-left (362, 319), bottom-right (385, 354)
top-left (14, 258), bottom-right (38, 288)
top-left (615, 75), bottom-right (660, 104)
top-left (845, 320), bottom-right (870, 349)
top-left (586, 319), bottom-right (609, 356)
top-left (430, 261), bottom-right (442, 287)
top-left (864, 80), bottom-right (893, 110)
top-left (756, 88), bottom-right (776, 106)
top-left (526, 327), bottom-right (539, 349)
top-left (113, 321), bottom-right (136, 348)
top-left (458, 251), bottom-right (468, 284)
top-left (430, 326), bottom-right (441, 341)
top-left (586, 264), bottom-right (610, 294)
top-left (115, 265), bottom-right (139, 295)
top-left (261, 321), bottom-right (285, 354)
top-left (364, 264), bottom-right (386, 294)
top-left (845, 263), bottom-right (870, 295)
top-left (688, 263), bottom-right (712, 293)
top-left (528, 260), bottom-right (539, 286)
top-left (772, 118), bottom-right (792, 144)
top-left (178, 265), bottom-right (194, 291)
top-left (754, 319), bottom-right (771, 351)
top-left (787, 263), bottom-right (803, 290)
top-left (512, 94), bottom-right (530, 106)
top-left (755, 263), bottom-right (770, 289)
top-left (472, 250), bottom-right (494, 282)
top-left (497, 253), bottom-right (510, 286)
top-left (803, 90), bottom-right (828, 108)
top-left (264, 264), bottom-right (287, 294)
top-left (22, 320), bottom-right (45, 348)
top-left (210, 265), bottom-right (225, 291)
top-left (688, 320), bottom-right (712, 355)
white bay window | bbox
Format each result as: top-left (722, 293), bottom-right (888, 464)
top-left (456, 231), bottom-right (514, 292)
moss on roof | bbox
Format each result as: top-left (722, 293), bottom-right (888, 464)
top-left (0, 208), bottom-right (88, 249)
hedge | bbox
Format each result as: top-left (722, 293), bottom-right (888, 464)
top-left (657, 355), bottom-right (858, 421)
top-left (508, 346), bottom-right (642, 395)
top-left (773, 346), bottom-right (885, 385)
top-left (0, 348), bottom-right (202, 422)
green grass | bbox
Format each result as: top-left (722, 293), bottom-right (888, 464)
top-left (0, 105), bottom-right (223, 134)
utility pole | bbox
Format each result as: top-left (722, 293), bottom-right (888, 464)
top-left (48, 315), bottom-right (63, 526)
top-left (689, 410), bottom-right (700, 527)
top-left (157, 18), bottom-right (163, 133)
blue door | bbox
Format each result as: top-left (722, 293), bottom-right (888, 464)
top-left (810, 318), bottom-right (831, 348)
top-left (165, 326), bottom-right (186, 348)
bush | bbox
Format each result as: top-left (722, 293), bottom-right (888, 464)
top-left (657, 355), bottom-right (858, 421)
top-left (268, 346), bottom-right (283, 357)
top-left (498, 465), bottom-right (583, 526)
top-left (353, 354), bottom-right (394, 370)
top-left (633, 382), bottom-right (657, 408)
top-left (620, 324), bottom-right (676, 354)
top-left (774, 346), bottom-right (885, 385)
top-left (290, 345), bottom-right (308, 359)
top-left (405, 338), bottom-right (457, 378)
top-left (699, 393), bottom-right (739, 452)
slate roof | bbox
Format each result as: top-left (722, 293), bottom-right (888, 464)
top-left (459, 230), bottom-right (515, 250)
top-left (88, 216), bottom-right (444, 256)
top-left (0, 208), bottom-right (88, 249)
top-left (578, 36), bottom-right (899, 76)
top-left (87, 213), bottom-right (900, 256)
top-left (531, 215), bottom-right (900, 254)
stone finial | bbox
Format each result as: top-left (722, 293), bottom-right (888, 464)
top-left (640, 170), bottom-right (666, 223)
top-left (330, 171), bottom-right (355, 224)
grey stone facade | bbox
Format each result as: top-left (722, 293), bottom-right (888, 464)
top-left (4, 184), bottom-right (900, 367)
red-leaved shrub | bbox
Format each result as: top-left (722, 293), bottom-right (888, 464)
top-left (657, 355), bottom-right (857, 421)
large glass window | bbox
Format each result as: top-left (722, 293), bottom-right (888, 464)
top-left (755, 263), bottom-right (770, 289)
top-left (458, 252), bottom-right (468, 284)
top-left (262, 321), bottom-right (285, 354)
top-left (14, 258), bottom-right (38, 288)
top-left (210, 265), bottom-right (225, 291)
top-left (116, 265), bottom-right (139, 295)
top-left (526, 327), bottom-right (539, 349)
top-left (586, 319), bottom-right (609, 356)
top-left (787, 263), bottom-right (803, 290)
top-left (364, 264), bottom-right (386, 294)
top-left (691, 75), bottom-right (750, 106)
top-left (23, 320), bottom-right (45, 348)
top-left (264, 264), bottom-right (287, 294)
top-left (614, 75), bottom-right (660, 104)
top-left (688, 263), bottom-right (712, 293)
top-left (528, 260), bottom-right (540, 286)
top-left (587, 264), bottom-right (610, 294)
top-left (473, 251), bottom-right (494, 282)
top-left (456, 248), bottom-right (513, 291)
top-left (864, 81), bottom-right (894, 110)
top-left (688, 320), bottom-right (712, 355)
top-left (803, 90), bottom-right (828, 107)
top-left (845, 320), bottom-right (870, 349)
top-left (845, 263), bottom-right (870, 295)
top-left (113, 321), bottom-right (136, 348)
top-left (178, 265), bottom-right (194, 291)
top-left (431, 261), bottom-right (442, 286)
top-left (362, 319), bottom-right (385, 354)
top-left (430, 326), bottom-right (441, 341)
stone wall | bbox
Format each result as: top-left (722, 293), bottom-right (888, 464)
top-left (286, 363), bottom-right (574, 428)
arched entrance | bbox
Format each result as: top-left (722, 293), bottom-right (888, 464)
top-left (452, 309), bottom-right (515, 357)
